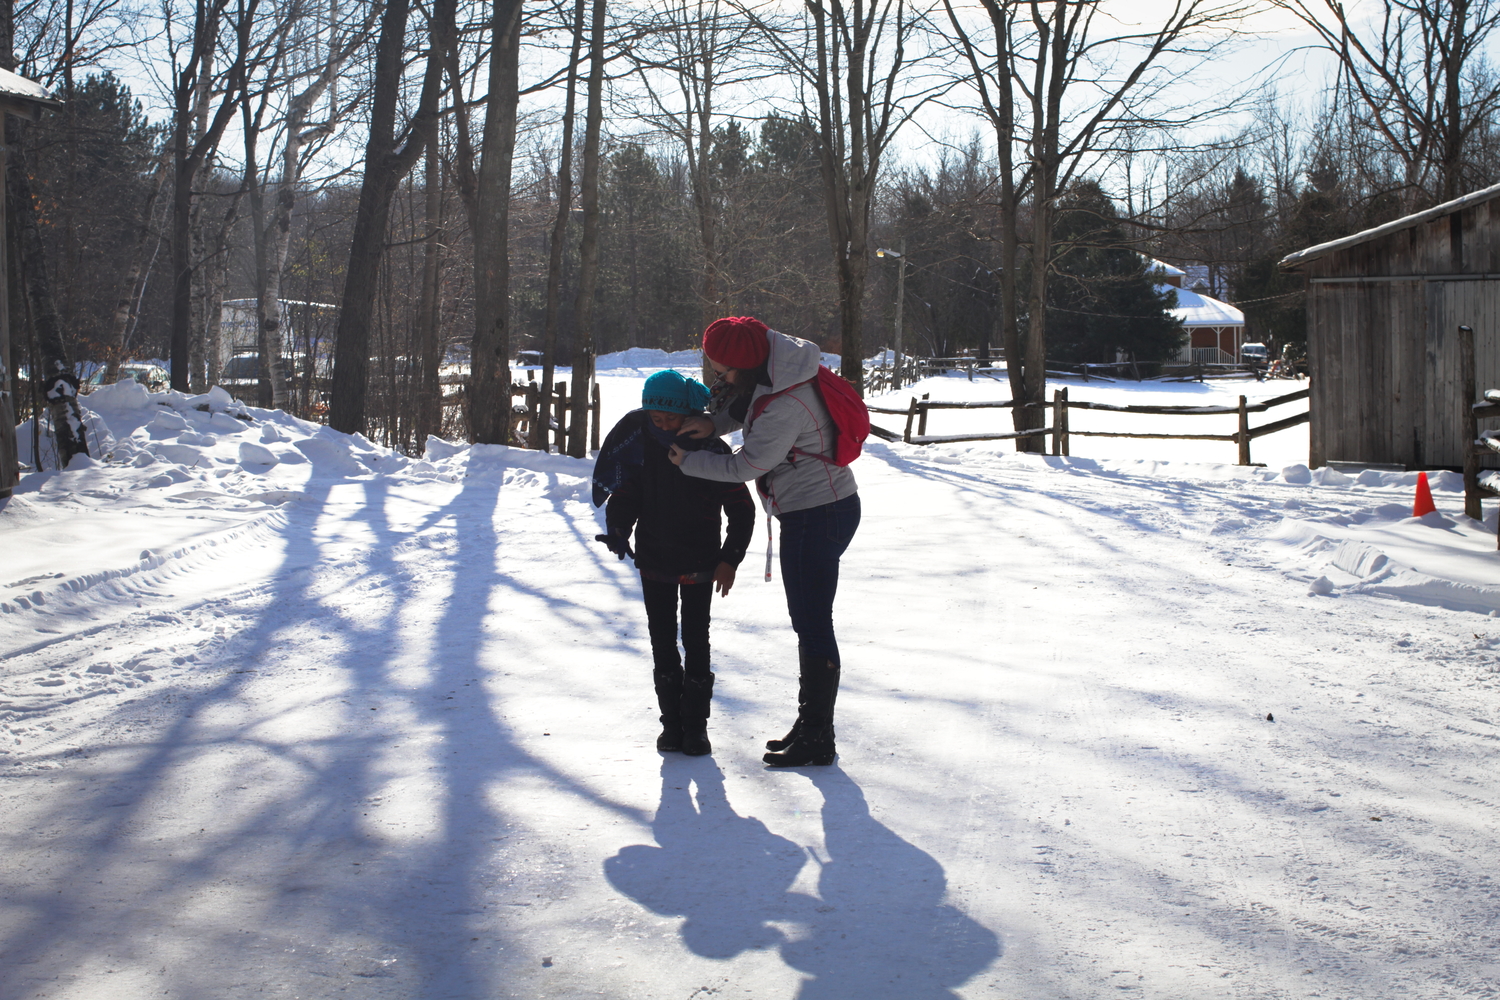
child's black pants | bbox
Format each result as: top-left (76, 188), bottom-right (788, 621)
top-left (640, 578), bottom-right (712, 679)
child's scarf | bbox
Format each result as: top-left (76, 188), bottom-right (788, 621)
top-left (591, 410), bottom-right (729, 507)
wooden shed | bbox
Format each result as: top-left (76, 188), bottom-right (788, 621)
top-left (0, 67), bottom-right (62, 499)
top-left (1280, 182), bottom-right (1500, 470)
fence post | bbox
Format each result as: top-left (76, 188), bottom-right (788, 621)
top-left (1051, 389), bottom-right (1063, 456)
top-left (1061, 386), bottom-right (1070, 457)
top-left (918, 392), bottom-right (930, 437)
top-left (904, 396), bottom-right (918, 444)
top-left (591, 382), bottom-right (601, 453)
top-left (534, 380), bottom-right (546, 446)
top-left (554, 381), bottom-right (567, 453)
top-left (1237, 395), bottom-right (1251, 465)
top-left (1460, 324), bottom-right (1486, 521)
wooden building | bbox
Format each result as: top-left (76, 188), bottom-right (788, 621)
top-left (1280, 182), bottom-right (1500, 469)
top-left (0, 68), bottom-right (62, 499)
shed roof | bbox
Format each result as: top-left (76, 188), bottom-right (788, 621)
top-left (0, 67), bottom-right (60, 108)
top-left (1279, 180), bottom-right (1500, 270)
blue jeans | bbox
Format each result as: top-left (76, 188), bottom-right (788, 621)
top-left (777, 493), bottom-right (861, 666)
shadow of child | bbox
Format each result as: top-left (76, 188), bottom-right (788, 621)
top-left (604, 758), bottom-right (807, 959)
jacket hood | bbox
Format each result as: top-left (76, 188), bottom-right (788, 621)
top-left (763, 329), bottom-right (822, 392)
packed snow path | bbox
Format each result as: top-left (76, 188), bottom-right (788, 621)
top-left (5, 389), bottom-right (1500, 998)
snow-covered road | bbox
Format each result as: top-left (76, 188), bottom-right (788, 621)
top-left (4, 372), bottom-right (1500, 999)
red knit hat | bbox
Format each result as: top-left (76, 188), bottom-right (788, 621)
top-left (702, 316), bottom-right (770, 369)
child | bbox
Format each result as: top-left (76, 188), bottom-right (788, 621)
top-left (592, 370), bottom-right (755, 755)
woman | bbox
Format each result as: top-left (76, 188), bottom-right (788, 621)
top-left (668, 316), bottom-right (860, 767)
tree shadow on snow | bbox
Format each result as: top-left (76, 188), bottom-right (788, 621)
top-left (605, 760), bottom-right (1000, 997)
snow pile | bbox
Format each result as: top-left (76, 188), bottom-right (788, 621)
top-left (1262, 470), bottom-right (1500, 614)
top-left (3, 381), bottom-right (601, 626)
top-left (595, 347), bottom-right (702, 370)
top-left (592, 345), bottom-right (841, 372)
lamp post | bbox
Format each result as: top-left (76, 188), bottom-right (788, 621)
top-left (876, 238), bottom-right (905, 389)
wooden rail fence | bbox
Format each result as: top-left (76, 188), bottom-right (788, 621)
top-left (867, 387), bottom-right (1311, 466)
top-left (442, 371), bottom-right (600, 452)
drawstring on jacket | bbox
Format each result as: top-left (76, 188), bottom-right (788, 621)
top-left (764, 513), bottom-right (773, 581)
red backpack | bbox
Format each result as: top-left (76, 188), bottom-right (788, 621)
top-left (748, 365), bottom-right (870, 466)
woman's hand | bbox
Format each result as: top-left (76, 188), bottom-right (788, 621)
top-left (676, 414), bottom-right (715, 439)
top-left (668, 444), bottom-right (686, 466)
top-left (713, 562), bottom-right (736, 596)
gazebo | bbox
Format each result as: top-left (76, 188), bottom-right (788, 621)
top-left (1148, 259), bottom-right (1248, 364)
top-left (0, 67), bottom-right (63, 499)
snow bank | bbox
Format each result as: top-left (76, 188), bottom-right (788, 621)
top-left (1265, 505), bottom-right (1500, 614)
top-left (595, 347), bottom-right (701, 370)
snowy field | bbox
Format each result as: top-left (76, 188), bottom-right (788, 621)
top-left (4, 358), bottom-right (1500, 999)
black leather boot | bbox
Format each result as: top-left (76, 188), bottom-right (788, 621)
top-left (764, 655), bottom-right (839, 767)
top-left (765, 659), bottom-right (809, 751)
top-left (680, 671), bottom-right (715, 756)
top-left (653, 665), bottom-right (684, 752)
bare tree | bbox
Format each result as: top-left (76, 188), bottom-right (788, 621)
top-left (413, 132), bottom-right (445, 446)
top-left (328, 0), bottom-right (447, 435)
top-left (747, 0), bottom-right (939, 395)
top-left (1275, 0), bottom-right (1500, 206)
top-left (533, 0), bottom-right (583, 448)
top-left (945, 0), bottom-right (1252, 448)
top-left (465, 0), bottom-right (526, 446)
top-left (565, 0), bottom-right (603, 456)
top-left (627, 0), bottom-right (765, 329)
top-left (242, 0), bottom-right (376, 410)
top-left (166, 0), bottom-right (263, 392)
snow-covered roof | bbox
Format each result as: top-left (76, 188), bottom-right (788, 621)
top-left (1161, 284), bottom-right (1244, 328)
top-left (1143, 257), bottom-right (1185, 278)
top-left (1279, 179), bottom-right (1500, 270)
top-left (0, 66), bottom-right (60, 108)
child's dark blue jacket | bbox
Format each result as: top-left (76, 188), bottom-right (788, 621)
top-left (594, 410), bottom-right (755, 577)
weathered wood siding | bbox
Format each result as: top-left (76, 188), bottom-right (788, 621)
top-left (1304, 197), bottom-right (1500, 468)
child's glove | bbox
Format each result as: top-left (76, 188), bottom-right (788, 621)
top-left (595, 533), bottom-right (634, 560)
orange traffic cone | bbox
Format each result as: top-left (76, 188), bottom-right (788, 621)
top-left (1413, 471), bottom-right (1437, 517)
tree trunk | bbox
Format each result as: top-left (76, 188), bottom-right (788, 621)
top-left (188, 184), bottom-right (210, 393)
top-left (535, 0), bottom-right (583, 449)
top-left (169, 0), bottom-right (256, 392)
top-left (256, 21), bottom-right (364, 413)
top-left (467, 0), bottom-right (525, 445)
top-left (329, 0), bottom-right (447, 435)
top-left (567, 0), bottom-right (604, 457)
top-left (415, 137), bottom-right (444, 446)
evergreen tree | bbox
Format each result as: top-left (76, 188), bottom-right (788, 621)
top-left (26, 72), bottom-right (166, 359)
top-left (1044, 182), bottom-right (1184, 365)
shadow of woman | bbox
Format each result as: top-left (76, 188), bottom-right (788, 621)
top-left (604, 758), bottom-right (807, 959)
top-left (780, 768), bottom-right (1001, 999)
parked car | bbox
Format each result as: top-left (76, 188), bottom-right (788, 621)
top-left (1239, 342), bottom-right (1269, 365)
top-left (84, 362), bottom-right (170, 392)
top-left (217, 352), bottom-right (331, 413)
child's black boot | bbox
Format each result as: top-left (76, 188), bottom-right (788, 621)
top-left (679, 671), bottom-right (714, 756)
top-left (653, 665), bottom-right (684, 752)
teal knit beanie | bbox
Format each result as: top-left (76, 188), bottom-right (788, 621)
top-left (641, 370), bottom-right (710, 414)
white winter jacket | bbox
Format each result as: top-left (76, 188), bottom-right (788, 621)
top-left (679, 328), bottom-right (858, 515)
